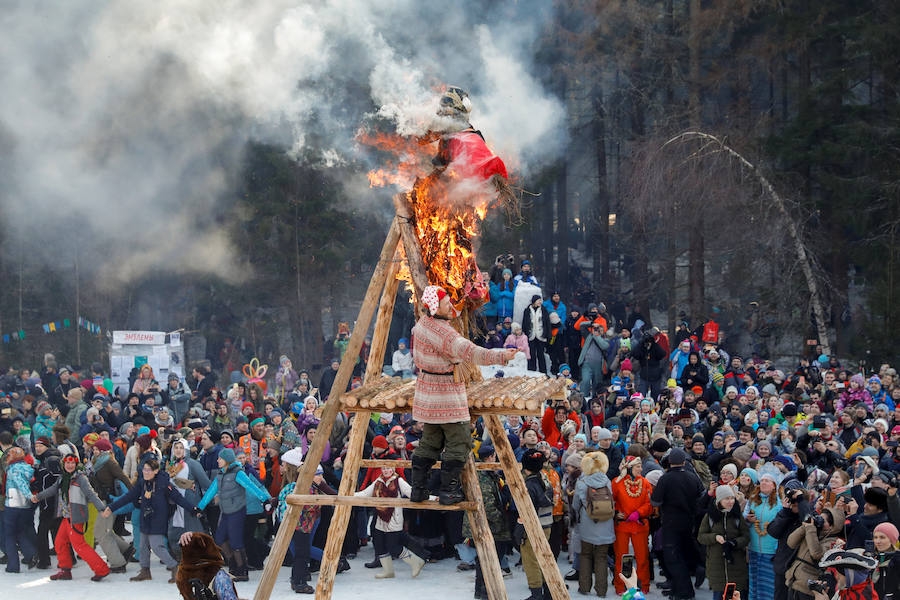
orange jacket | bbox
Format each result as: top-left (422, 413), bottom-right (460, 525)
top-left (238, 433), bottom-right (269, 480)
top-left (611, 474), bottom-right (653, 531)
top-left (541, 407), bottom-right (581, 448)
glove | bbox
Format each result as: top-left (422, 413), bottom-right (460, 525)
top-left (722, 540), bottom-right (736, 564)
top-left (626, 511), bottom-right (640, 522)
top-left (513, 523), bottom-right (526, 547)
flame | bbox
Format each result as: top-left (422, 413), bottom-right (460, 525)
top-left (360, 130), bottom-right (496, 310)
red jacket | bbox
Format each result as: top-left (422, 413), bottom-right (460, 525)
top-left (541, 407), bottom-right (581, 448)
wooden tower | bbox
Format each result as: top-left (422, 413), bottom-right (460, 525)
top-left (253, 200), bottom-right (568, 600)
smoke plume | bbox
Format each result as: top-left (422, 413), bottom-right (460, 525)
top-left (0, 1), bottom-right (564, 285)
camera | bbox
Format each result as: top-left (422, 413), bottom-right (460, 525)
top-left (807, 580), bottom-right (827, 593)
top-left (805, 514), bottom-right (824, 529)
top-left (787, 489), bottom-right (804, 504)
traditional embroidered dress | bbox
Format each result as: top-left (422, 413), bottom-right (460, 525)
top-left (411, 315), bottom-right (506, 424)
top-left (611, 470), bottom-right (653, 594)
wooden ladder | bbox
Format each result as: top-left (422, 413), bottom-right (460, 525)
top-left (253, 201), bottom-right (568, 600)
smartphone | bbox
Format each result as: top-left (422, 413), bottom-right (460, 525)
top-left (621, 554), bottom-right (634, 579)
top-left (864, 539), bottom-right (875, 555)
top-left (723, 582), bottom-right (736, 600)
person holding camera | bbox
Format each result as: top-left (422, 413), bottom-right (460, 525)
top-left (768, 483), bottom-right (810, 600)
top-left (784, 504), bottom-right (845, 599)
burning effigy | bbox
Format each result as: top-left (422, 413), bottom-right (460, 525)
top-left (362, 85), bottom-right (518, 320)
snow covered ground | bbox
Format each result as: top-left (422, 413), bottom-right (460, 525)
top-left (1, 548), bottom-right (714, 600)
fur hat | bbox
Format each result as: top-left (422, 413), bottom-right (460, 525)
top-left (581, 451), bottom-right (609, 475)
top-left (732, 442), bottom-right (755, 464)
top-left (818, 547), bottom-right (877, 571)
top-left (521, 448), bottom-right (546, 473)
top-left (565, 452), bottom-right (584, 469)
top-left (864, 486), bottom-right (889, 512)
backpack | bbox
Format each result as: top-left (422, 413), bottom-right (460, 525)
top-left (586, 483), bottom-right (614, 522)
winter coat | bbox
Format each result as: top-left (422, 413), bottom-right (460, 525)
top-left (5, 460), bottom-right (34, 508)
top-left (634, 339), bottom-right (667, 383)
top-left (478, 282), bottom-right (499, 318)
top-left (496, 281), bottom-right (516, 319)
top-left (108, 470), bottom-right (195, 534)
top-left (355, 474), bottom-right (412, 532)
top-left (411, 315), bottom-right (506, 424)
top-left (697, 502), bottom-right (750, 592)
top-left (785, 507), bottom-right (845, 596)
top-left (504, 333), bottom-right (530, 358)
top-left (836, 387), bottom-right (873, 412)
top-left (33, 414), bottom-right (56, 441)
top-left (274, 367), bottom-right (299, 400)
top-left (768, 506), bottom-right (804, 574)
top-left (650, 465), bottom-right (705, 530)
top-left (64, 401), bottom-right (87, 441)
top-left (742, 494), bottom-right (781, 555)
top-left (873, 550), bottom-right (899, 600)
top-left (31, 449), bottom-right (61, 514)
top-left (845, 509), bottom-right (889, 550)
top-left (391, 349), bottom-right (414, 374)
top-left (611, 474), bottom-right (653, 532)
top-left (36, 470), bottom-right (105, 525)
top-left (572, 471), bottom-right (616, 545)
top-left (522, 305), bottom-right (551, 342)
top-left (679, 359), bottom-right (709, 390)
top-left (578, 333), bottom-right (609, 368)
top-left (90, 452), bottom-right (132, 503)
top-left (542, 299), bottom-right (567, 331)
top-left (668, 349), bottom-right (691, 380)
top-left (462, 470), bottom-right (511, 542)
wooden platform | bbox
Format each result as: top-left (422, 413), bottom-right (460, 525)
top-left (341, 374), bottom-right (566, 414)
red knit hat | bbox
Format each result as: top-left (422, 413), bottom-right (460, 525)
top-left (241, 401), bottom-right (254, 412)
top-left (94, 438), bottom-right (113, 452)
top-left (372, 435), bottom-right (389, 450)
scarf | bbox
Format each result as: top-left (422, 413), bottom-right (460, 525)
top-left (374, 475), bottom-right (400, 523)
top-left (60, 465), bottom-right (83, 503)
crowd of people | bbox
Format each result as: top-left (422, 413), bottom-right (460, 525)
top-left (0, 260), bottom-right (898, 600)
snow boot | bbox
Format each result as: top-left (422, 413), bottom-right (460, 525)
top-left (365, 557), bottom-right (380, 568)
top-left (130, 568), bottom-right (152, 581)
top-left (474, 560), bottom-right (487, 599)
top-left (439, 460), bottom-right (465, 505)
top-left (400, 548), bottom-right (424, 578)
top-left (409, 456), bottom-right (435, 502)
top-left (523, 587), bottom-right (542, 600)
top-left (232, 548), bottom-right (249, 582)
top-left (50, 568), bottom-right (72, 580)
top-left (375, 556), bottom-right (395, 579)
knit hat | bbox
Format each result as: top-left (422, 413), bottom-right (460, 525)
top-left (864, 487), bottom-right (889, 512)
top-left (667, 448), bottom-right (687, 466)
top-left (282, 447), bottom-right (303, 467)
top-left (621, 358), bottom-right (632, 371)
top-left (35, 400), bottom-right (51, 415)
top-left (725, 386), bottom-right (739, 396)
top-left (740, 467), bottom-right (758, 484)
top-left (82, 432), bottom-right (100, 447)
top-left (762, 384), bottom-right (778, 396)
top-left (521, 448), bottom-right (546, 472)
top-left (711, 372), bottom-right (725, 385)
top-left (530, 294), bottom-right (541, 304)
top-left (732, 443), bottom-right (754, 463)
top-left (650, 438), bottom-right (671, 454)
top-left (573, 433), bottom-right (587, 444)
top-left (623, 456), bottom-right (641, 470)
top-left (645, 470), bottom-right (663, 486)
top-left (422, 285), bottom-right (449, 315)
top-left (874, 522), bottom-right (899, 546)
top-left (35, 436), bottom-right (53, 448)
top-left (241, 401), bottom-right (254, 413)
top-left (715, 484), bottom-right (736, 503)
top-left (94, 438), bottom-right (112, 452)
top-left (595, 427), bottom-right (612, 441)
top-left (565, 452), bottom-right (583, 469)
top-left (219, 448), bottom-right (236, 464)
top-left (769, 454), bottom-right (795, 471)
top-left (666, 378), bottom-right (677, 388)
top-left (477, 444), bottom-right (495, 459)
top-left (781, 403), bottom-right (798, 418)
top-left (137, 426), bottom-right (151, 436)
top-left (720, 463), bottom-right (738, 480)
top-left (372, 435), bottom-right (389, 450)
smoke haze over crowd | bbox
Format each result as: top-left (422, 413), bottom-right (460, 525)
top-left (0, 1), bottom-right (564, 286)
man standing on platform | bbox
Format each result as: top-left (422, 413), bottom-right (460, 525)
top-left (409, 285), bottom-right (516, 505)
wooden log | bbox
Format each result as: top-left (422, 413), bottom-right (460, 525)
top-left (314, 409), bottom-right (371, 599)
top-left (365, 265), bottom-right (399, 385)
top-left (461, 457), bottom-right (508, 600)
top-left (286, 494), bottom-right (477, 511)
top-left (359, 459), bottom-right (503, 471)
top-left (343, 396), bottom-right (358, 408)
top-left (495, 378), bottom-right (537, 406)
top-left (393, 193), bottom-right (430, 299)
top-left (514, 397), bottom-right (526, 410)
top-left (383, 397), bottom-right (396, 411)
top-left (253, 218), bottom-right (400, 600)
top-left (395, 395), bottom-right (407, 408)
top-left (484, 414), bottom-right (568, 600)
top-left (359, 397), bottom-right (370, 409)
top-left (525, 399), bottom-right (541, 412)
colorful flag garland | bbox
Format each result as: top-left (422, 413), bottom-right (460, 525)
top-left (2, 316), bottom-right (101, 344)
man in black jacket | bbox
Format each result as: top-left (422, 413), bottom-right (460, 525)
top-left (634, 331), bottom-right (667, 398)
top-left (522, 295), bottom-right (551, 374)
top-left (650, 449), bottom-right (704, 600)
top-left (767, 483), bottom-right (808, 600)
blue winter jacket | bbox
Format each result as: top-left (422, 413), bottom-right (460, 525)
top-left (543, 299), bottom-right (567, 332)
top-left (108, 470), bottom-right (195, 535)
top-left (496, 281), bottom-right (516, 319)
top-left (478, 281), bottom-right (499, 318)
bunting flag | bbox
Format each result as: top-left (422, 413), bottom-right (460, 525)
top-left (49, 322), bottom-right (56, 333)
top-left (63, 319), bottom-right (70, 328)
top-left (2, 335), bottom-right (8, 343)
top-left (42, 324), bottom-right (50, 334)
top-left (2, 316), bottom-right (102, 343)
